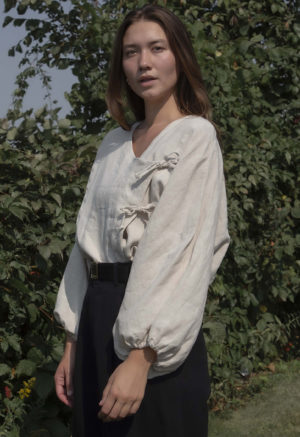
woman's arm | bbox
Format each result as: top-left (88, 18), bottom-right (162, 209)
top-left (53, 242), bottom-right (88, 340)
top-left (54, 332), bottom-right (77, 408)
top-left (113, 120), bottom-right (230, 378)
top-left (98, 346), bottom-right (157, 422)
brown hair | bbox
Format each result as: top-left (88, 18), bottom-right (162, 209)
top-left (106, 4), bottom-right (213, 130)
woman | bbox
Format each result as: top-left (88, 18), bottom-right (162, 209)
top-left (54, 4), bottom-right (230, 437)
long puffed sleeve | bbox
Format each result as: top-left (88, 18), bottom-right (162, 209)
top-left (53, 241), bottom-right (88, 340)
top-left (112, 122), bottom-right (230, 379)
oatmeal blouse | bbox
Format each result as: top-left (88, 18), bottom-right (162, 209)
top-left (53, 115), bottom-right (230, 379)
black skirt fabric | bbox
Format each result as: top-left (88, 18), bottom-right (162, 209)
top-left (71, 279), bottom-right (210, 437)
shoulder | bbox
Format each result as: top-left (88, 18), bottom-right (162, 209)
top-left (100, 126), bottom-right (130, 145)
top-left (177, 116), bottom-right (219, 158)
top-left (95, 126), bottom-right (131, 158)
top-left (181, 115), bottom-right (217, 139)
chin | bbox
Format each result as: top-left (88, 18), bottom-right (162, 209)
top-left (140, 90), bottom-right (171, 104)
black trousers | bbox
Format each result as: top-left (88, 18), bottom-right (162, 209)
top-left (71, 279), bottom-right (210, 437)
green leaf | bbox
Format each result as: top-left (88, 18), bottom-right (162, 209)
top-left (7, 334), bottom-right (21, 353)
top-left (38, 245), bottom-right (51, 260)
top-left (34, 106), bottom-right (46, 119)
top-left (58, 118), bottom-right (71, 129)
top-left (27, 303), bottom-right (39, 323)
top-left (48, 239), bottom-right (68, 254)
top-left (285, 151), bottom-right (291, 164)
top-left (13, 18), bottom-right (26, 27)
top-left (63, 222), bottom-right (76, 234)
top-left (294, 22), bottom-right (300, 36)
top-left (250, 116), bottom-right (262, 128)
top-left (17, 2), bottom-right (28, 14)
top-left (250, 293), bottom-right (259, 306)
top-left (239, 25), bottom-right (249, 36)
top-left (50, 193), bottom-right (62, 206)
top-left (8, 46), bottom-right (15, 56)
top-left (9, 278), bottom-right (32, 294)
top-left (248, 175), bottom-right (257, 186)
top-left (262, 313), bottom-right (275, 323)
top-left (28, 134), bottom-right (35, 143)
top-left (7, 127), bottom-right (17, 140)
top-left (4, 0), bottom-right (17, 13)
top-left (291, 207), bottom-right (300, 219)
top-left (3, 15), bottom-right (14, 27)
top-left (250, 34), bottom-right (263, 44)
top-left (33, 371), bottom-right (54, 399)
top-left (0, 339), bottom-right (9, 353)
top-left (15, 359), bottom-right (36, 376)
top-left (51, 341), bottom-right (64, 362)
top-left (27, 347), bottom-right (44, 364)
top-left (240, 357), bottom-right (253, 374)
top-left (0, 363), bottom-right (11, 376)
top-left (239, 39), bottom-right (251, 54)
top-left (43, 119), bottom-right (51, 129)
top-left (257, 319), bottom-right (266, 331)
top-left (271, 4), bottom-right (278, 13)
top-left (34, 372), bottom-right (54, 399)
top-left (9, 206), bottom-right (26, 220)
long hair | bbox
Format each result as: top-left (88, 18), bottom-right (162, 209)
top-left (106, 4), bottom-right (213, 130)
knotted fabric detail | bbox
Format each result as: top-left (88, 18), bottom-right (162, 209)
top-left (135, 152), bottom-right (179, 180)
top-left (120, 203), bottom-right (156, 223)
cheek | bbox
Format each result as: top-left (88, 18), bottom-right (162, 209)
top-left (122, 60), bottom-right (134, 79)
top-left (161, 55), bottom-right (177, 79)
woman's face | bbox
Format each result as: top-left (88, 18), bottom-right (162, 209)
top-left (122, 20), bottom-right (178, 105)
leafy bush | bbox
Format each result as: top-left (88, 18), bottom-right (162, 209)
top-left (0, 0), bottom-right (299, 434)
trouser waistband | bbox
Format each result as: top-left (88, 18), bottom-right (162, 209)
top-left (89, 262), bottom-right (132, 284)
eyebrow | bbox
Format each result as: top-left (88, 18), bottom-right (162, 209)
top-left (123, 39), bottom-right (167, 49)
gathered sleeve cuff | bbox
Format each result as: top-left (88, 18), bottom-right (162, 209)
top-left (53, 241), bottom-right (89, 341)
top-left (112, 122), bottom-right (230, 379)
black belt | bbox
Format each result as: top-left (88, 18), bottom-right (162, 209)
top-left (89, 262), bottom-right (132, 284)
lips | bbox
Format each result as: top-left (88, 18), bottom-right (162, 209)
top-left (139, 76), bottom-right (157, 84)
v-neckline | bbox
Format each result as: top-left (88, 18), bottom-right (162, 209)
top-left (130, 115), bottom-right (193, 160)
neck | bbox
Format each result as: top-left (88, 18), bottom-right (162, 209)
top-left (143, 94), bottom-right (183, 128)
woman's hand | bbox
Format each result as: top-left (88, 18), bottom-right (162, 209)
top-left (98, 347), bottom-right (156, 422)
top-left (54, 336), bottom-right (77, 408)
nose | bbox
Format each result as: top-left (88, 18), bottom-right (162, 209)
top-left (139, 49), bottom-right (151, 70)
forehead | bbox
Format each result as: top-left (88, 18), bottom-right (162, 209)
top-left (123, 20), bottom-right (168, 45)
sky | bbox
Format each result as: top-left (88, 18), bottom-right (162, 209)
top-left (0, 5), bottom-right (75, 119)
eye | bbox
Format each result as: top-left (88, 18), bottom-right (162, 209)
top-left (152, 46), bottom-right (164, 52)
top-left (124, 48), bottom-right (137, 57)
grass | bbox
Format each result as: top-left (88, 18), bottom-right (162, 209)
top-left (208, 359), bottom-right (300, 437)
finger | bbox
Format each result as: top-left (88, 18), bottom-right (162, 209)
top-left (99, 378), bottom-right (113, 407)
top-left (98, 392), bottom-right (117, 420)
top-left (117, 401), bottom-right (135, 420)
top-left (98, 401), bottom-right (116, 422)
top-left (128, 399), bottom-right (142, 416)
top-left (55, 377), bottom-right (72, 407)
top-left (65, 370), bottom-right (74, 406)
top-left (102, 400), bottom-right (125, 422)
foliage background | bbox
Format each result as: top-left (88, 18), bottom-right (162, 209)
top-left (0, 0), bottom-right (299, 435)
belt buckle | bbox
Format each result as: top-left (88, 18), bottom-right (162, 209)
top-left (90, 262), bottom-right (98, 280)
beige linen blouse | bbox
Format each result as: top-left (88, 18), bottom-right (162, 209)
top-left (53, 115), bottom-right (230, 379)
